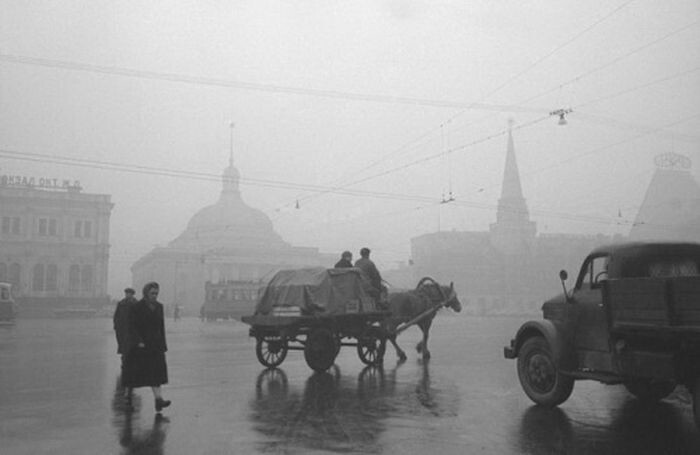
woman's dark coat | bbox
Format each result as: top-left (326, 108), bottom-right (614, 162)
top-left (122, 299), bottom-right (168, 388)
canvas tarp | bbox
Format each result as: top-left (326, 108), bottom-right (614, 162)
top-left (255, 267), bottom-right (378, 316)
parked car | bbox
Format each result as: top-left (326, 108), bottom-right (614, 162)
top-left (504, 242), bottom-right (700, 429)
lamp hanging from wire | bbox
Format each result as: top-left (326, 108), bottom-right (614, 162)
top-left (550, 108), bottom-right (572, 126)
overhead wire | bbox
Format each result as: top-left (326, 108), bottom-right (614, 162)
top-left (272, 0), bottom-right (651, 210)
top-left (0, 52), bottom-right (546, 114)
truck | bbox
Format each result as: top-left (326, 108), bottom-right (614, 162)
top-left (504, 242), bottom-right (700, 429)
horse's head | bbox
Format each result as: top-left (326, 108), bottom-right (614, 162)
top-left (441, 282), bottom-right (462, 313)
top-left (417, 278), bottom-right (462, 313)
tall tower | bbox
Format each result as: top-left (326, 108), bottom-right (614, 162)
top-left (489, 120), bottom-right (537, 253)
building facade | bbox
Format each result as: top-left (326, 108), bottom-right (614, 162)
top-left (406, 125), bottom-right (633, 315)
top-left (131, 154), bottom-right (332, 317)
top-left (0, 174), bottom-right (113, 316)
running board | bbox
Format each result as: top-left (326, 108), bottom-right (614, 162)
top-left (561, 370), bottom-right (623, 384)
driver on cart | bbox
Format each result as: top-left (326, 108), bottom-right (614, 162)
top-left (354, 247), bottom-right (387, 308)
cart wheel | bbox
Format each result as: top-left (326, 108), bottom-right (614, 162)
top-left (304, 328), bottom-right (338, 372)
top-left (357, 326), bottom-right (386, 366)
top-left (256, 335), bottom-right (288, 368)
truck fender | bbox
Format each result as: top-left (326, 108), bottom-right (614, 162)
top-left (507, 320), bottom-right (576, 371)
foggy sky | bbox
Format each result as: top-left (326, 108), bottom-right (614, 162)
top-left (1, 0), bottom-right (699, 296)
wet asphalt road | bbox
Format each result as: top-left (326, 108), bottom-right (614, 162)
top-left (1, 316), bottom-right (699, 455)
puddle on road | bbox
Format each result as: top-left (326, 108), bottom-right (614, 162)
top-left (249, 361), bottom-right (461, 454)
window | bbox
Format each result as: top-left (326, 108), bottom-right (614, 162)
top-left (38, 218), bottom-right (47, 236)
top-left (648, 259), bottom-right (699, 277)
top-left (33, 264), bottom-right (45, 291)
top-left (68, 265), bottom-right (80, 292)
top-left (48, 219), bottom-right (57, 236)
top-left (46, 265), bottom-right (58, 291)
top-left (9, 263), bottom-right (20, 288)
top-left (81, 265), bottom-right (93, 292)
top-left (580, 255), bottom-right (609, 288)
top-left (74, 220), bottom-right (93, 238)
top-left (38, 218), bottom-right (57, 236)
top-left (2, 217), bottom-right (21, 235)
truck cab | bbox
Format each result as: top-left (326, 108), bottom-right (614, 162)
top-left (504, 242), bottom-right (700, 430)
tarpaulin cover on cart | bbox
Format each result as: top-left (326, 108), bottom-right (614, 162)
top-left (255, 267), bottom-right (378, 316)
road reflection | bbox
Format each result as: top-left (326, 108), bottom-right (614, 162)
top-left (250, 360), bottom-right (458, 454)
top-left (516, 397), bottom-right (700, 454)
top-left (111, 375), bottom-right (169, 455)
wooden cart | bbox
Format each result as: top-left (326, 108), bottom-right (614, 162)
top-left (242, 311), bottom-right (390, 372)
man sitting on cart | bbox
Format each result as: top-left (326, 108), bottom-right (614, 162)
top-left (334, 250), bottom-right (353, 268)
top-left (354, 247), bottom-right (386, 305)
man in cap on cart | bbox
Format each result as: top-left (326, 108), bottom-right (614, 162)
top-left (334, 250), bottom-right (353, 268)
top-left (354, 247), bottom-right (386, 305)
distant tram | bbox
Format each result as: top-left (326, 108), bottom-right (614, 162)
top-left (202, 280), bottom-right (262, 321)
top-left (0, 282), bottom-right (17, 322)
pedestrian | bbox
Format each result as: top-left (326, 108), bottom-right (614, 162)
top-left (113, 287), bottom-right (137, 400)
top-left (354, 247), bottom-right (383, 298)
top-left (334, 250), bottom-right (353, 268)
top-left (173, 303), bottom-right (180, 321)
top-left (122, 281), bottom-right (172, 413)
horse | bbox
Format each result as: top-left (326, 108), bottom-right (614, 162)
top-left (383, 277), bottom-right (462, 362)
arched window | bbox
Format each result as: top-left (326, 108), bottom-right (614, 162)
top-left (81, 265), bottom-right (93, 292)
top-left (46, 264), bottom-right (58, 291)
top-left (0, 263), bottom-right (7, 282)
top-left (33, 264), bottom-right (45, 291)
top-left (69, 265), bottom-right (80, 292)
top-left (9, 263), bottom-right (20, 289)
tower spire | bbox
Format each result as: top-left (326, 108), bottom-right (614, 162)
top-left (501, 118), bottom-right (524, 201)
top-left (489, 119), bottom-right (536, 252)
top-left (222, 122), bottom-right (240, 197)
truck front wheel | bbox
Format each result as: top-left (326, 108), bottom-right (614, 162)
top-left (517, 336), bottom-right (574, 407)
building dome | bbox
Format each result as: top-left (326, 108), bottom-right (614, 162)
top-left (168, 162), bottom-right (288, 252)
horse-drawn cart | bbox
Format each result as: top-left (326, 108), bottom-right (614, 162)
top-left (241, 267), bottom-right (391, 372)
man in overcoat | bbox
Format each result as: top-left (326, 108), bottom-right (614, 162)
top-left (113, 287), bottom-right (137, 397)
top-left (354, 247), bottom-right (383, 299)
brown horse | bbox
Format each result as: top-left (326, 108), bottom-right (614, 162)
top-left (384, 278), bottom-right (462, 362)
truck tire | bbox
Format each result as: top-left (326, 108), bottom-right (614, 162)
top-left (624, 379), bottom-right (675, 402)
top-left (517, 336), bottom-right (574, 407)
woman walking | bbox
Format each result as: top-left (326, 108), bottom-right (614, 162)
top-left (123, 281), bottom-right (172, 412)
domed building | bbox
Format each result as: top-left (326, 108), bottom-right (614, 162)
top-left (131, 154), bottom-right (330, 317)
